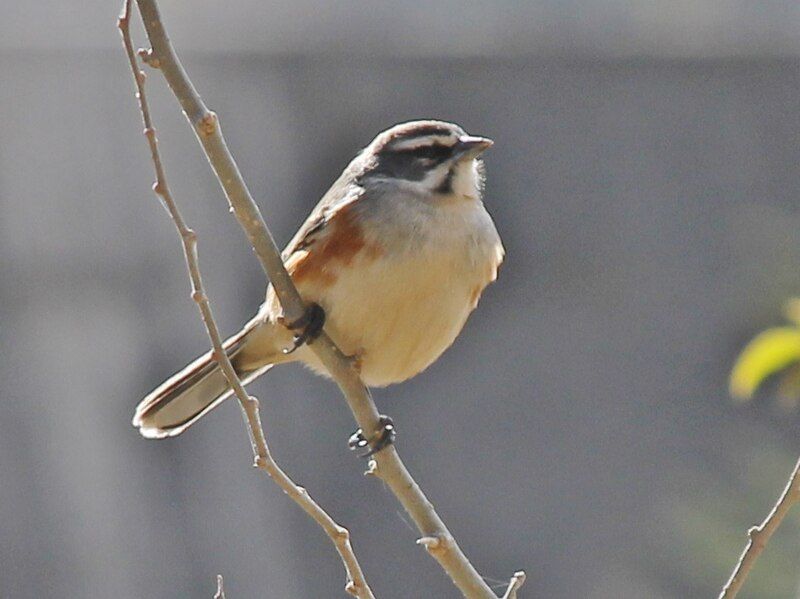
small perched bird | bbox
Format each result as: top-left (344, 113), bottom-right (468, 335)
top-left (134, 120), bottom-right (504, 441)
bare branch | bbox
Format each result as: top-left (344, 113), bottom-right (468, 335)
top-left (130, 0), bottom-right (521, 595)
top-left (119, 3), bottom-right (374, 597)
top-left (719, 456), bottom-right (800, 598)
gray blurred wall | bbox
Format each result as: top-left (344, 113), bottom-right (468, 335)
top-left (3, 2), bottom-right (800, 598)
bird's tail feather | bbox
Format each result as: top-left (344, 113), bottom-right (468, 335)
top-left (133, 327), bottom-right (273, 438)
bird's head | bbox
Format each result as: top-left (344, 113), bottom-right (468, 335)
top-left (357, 120), bottom-right (492, 199)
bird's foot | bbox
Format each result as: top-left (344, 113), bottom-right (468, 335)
top-left (282, 302), bottom-right (326, 354)
top-left (348, 415), bottom-right (396, 457)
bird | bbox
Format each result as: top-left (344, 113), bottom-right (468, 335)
top-left (134, 120), bottom-right (505, 443)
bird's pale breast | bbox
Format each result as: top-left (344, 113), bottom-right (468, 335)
top-left (293, 197), bottom-right (503, 387)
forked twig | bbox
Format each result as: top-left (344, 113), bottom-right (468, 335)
top-left (501, 572), bottom-right (526, 599)
top-left (126, 0), bottom-right (524, 595)
top-left (719, 456), bottom-right (800, 598)
top-left (118, 3), bottom-right (374, 596)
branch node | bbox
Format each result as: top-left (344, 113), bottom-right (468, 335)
top-left (253, 455), bottom-right (268, 470)
top-left (335, 526), bottom-right (350, 540)
top-left (198, 111), bottom-right (218, 137)
top-left (364, 459), bottom-right (378, 477)
top-left (344, 580), bottom-right (358, 596)
top-left (137, 47), bottom-right (161, 68)
top-left (417, 534), bottom-right (451, 552)
top-left (747, 525), bottom-right (766, 549)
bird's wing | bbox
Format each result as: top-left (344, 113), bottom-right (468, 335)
top-left (282, 176), bottom-right (366, 259)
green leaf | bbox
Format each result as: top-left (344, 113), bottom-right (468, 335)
top-left (730, 327), bottom-right (800, 400)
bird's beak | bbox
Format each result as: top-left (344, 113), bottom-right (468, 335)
top-left (455, 135), bottom-right (494, 160)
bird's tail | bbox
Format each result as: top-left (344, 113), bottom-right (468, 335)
top-left (133, 323), bottom-right (277, 439)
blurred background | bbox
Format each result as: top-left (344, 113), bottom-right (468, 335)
top-left (4, 1), bottom-right (800, 597)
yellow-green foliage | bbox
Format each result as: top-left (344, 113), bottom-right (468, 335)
top-left (730, 300), bottom-right (800, 403)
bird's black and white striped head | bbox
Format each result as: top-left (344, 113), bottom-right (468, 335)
top-left (357, 120), bottom-right (492, 198)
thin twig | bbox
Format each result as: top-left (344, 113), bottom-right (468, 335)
top-left (214, 575), bottom-right (226, 599)
top-left (130, 0), bottom-right (522, 596)
top-left (119, 4), bottom-right (374, 597)
top-left (719, 456), bottom-right (800, 598)
top-left (501, 572), bottom-right (526, 599)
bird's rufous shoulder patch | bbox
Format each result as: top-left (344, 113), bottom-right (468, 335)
top-left (288, 204), bottom-right (383, 288)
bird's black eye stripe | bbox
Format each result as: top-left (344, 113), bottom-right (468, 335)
top-left (371, 142), bottom-right (455, 181)
top-left (412, 144), bottom-right (453, 161)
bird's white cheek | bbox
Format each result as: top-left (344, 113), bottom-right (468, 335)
top-left (451, 160), bottom-right (482, 199)
top-left (418, 163), bottom-right (451, 192)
